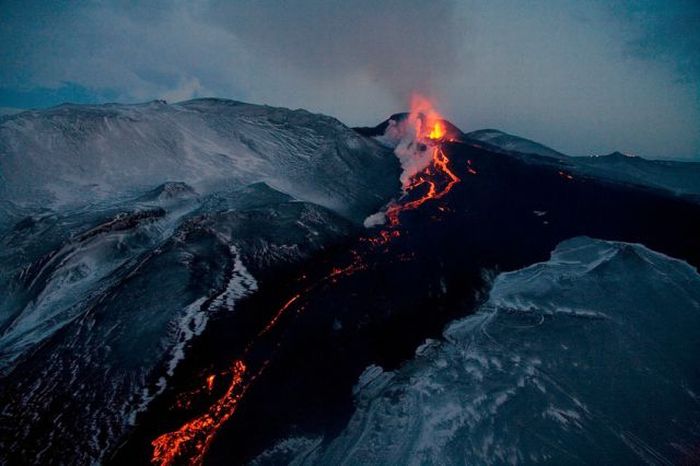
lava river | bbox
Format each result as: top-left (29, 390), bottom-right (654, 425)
top-left (150, 109), bottom-right (462, 466)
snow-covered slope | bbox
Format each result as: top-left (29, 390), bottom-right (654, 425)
top-left (0, 184), bottom-right (355, 464)
top-left (0, 107), bottom-right (24, 116)
top-left (0, 100), bottom-right (401, 465)
top-left (272, 237), bottom-right (700, 465)
top-left (573, 151), bottom-right (700, 199)
top-left (0, 98), bottom-right (398, 223)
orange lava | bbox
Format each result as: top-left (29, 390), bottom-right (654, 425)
top-left (429, 120), bottom-right (446, 140)
top-left (151, 361), bottom-right (248, 466)
top-left (150, 96), bottom-right (463, 466)
top-left (386, 145), bottom-right (460, 227)
top-left (258, 293), bottom-right (301, 337)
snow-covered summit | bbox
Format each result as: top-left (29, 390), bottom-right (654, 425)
top-left (0, 98), bottom-right (399, 223)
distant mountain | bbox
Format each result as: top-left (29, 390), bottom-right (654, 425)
top-left (465, 128), bottom-right (568, 159)
top-left (465, 128), bottom-right (700, 199)
top-left (573, 151), bottom-right (700, 200)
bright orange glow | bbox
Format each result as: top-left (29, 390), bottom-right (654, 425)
top-left (151, 361), bottom-right (248, 466)
top-left (409, 93), bottom-right (454, 142)
top-left (429, 121), bottom-right (445, 140)
top-left (150, 93), bottom-right (464, 466)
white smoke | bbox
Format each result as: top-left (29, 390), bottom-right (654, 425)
top-left (363, 211), bottom-right (387, 228)
top-left (378, 116), bottom-right (434, 188)
top-left (362, 115), bottom-right (434, 228)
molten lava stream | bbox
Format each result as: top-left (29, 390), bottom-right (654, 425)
top-left (150, 122), bottom-right (461, 466)
top-left (151, 361), bottom-right (250, 466)
top-left (386, 146), bottom-right (460, 227)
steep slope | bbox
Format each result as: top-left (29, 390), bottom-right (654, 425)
top-left (0, 100), bottom-right (401, 465)
top-left (0, 185), bottom-right (356, 464)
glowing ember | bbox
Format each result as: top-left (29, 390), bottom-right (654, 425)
top-left (558, 170), bottom-right (574, 180)
top-left (466, 159), bottom-right (478, 176)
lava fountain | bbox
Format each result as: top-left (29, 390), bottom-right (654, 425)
top-left (149, 95), bottom-right (462, 466)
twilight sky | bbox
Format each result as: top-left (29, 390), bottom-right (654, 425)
top-left (1, 0), bottom-right (699, 159)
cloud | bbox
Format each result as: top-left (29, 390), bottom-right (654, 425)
top-left (602, 0), bottom-right (700, 85)
top-left (0, 1), bottom-right (248, 102)
top-left (204, 0), bottom-right (464, 103)
top-left (0, 0), bottom-right (698, 158)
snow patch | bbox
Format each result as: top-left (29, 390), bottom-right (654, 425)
top-left (132, 246), bottom-right (257, 425)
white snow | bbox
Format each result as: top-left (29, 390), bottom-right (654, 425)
top-left (284, 237), bottom-right (700, 465)
top-left (0, 99), bottom-right (396, 222)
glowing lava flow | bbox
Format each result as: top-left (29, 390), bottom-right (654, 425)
top-left (386, 145), bottom-right (459, 227)
top-left (151, 361), bottom-right (249, 466)
top-left (382, 93), bottom-right (460, 228)
top-left (150, 101), bottom-right (462, 466)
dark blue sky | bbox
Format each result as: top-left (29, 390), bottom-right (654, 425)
top-left (1, 0), bottom-right (698, 159)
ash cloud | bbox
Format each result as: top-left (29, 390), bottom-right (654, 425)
top-left (205, 0), bottom-right (463, 104)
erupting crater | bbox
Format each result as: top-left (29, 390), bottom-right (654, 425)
top-left (149, 95), bottom-right (463, 466)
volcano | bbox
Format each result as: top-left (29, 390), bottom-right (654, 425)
top-left (1, 98), bottom-right (699, 465)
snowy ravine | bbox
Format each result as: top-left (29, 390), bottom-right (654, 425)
top-left (260, 237), bottom-right (700, 465)
top-left (0, 99), bottom-right (400, 465)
